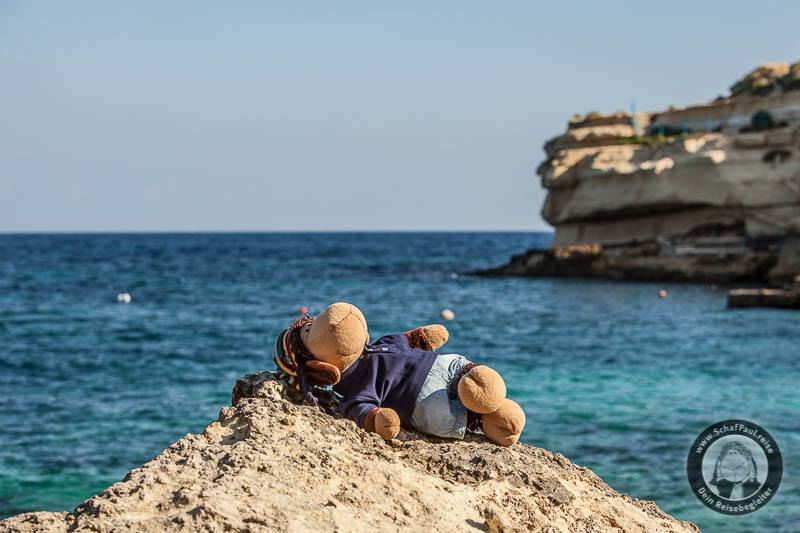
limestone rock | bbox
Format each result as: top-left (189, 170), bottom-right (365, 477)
top-left (0, 373), bottom-right (698, 532)
top-left (480, 61), bottom-right (800, 283)
top-left (730, 63), bottom-right (790, 97)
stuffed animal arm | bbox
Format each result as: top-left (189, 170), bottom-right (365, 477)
top-left (365, 406), bottom-right (402, 440)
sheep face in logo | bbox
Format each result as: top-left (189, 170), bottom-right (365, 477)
top-left (714, 442), bottom-right (755, 483)
top-left (710, 441), bottom-right (760, 500)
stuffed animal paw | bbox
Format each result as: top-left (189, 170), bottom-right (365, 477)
top-left (457, 365), bottom-right (506, 414)
top-left (404, 325), bottom-right (449, 351)
top-left (365, 407), bottom-right (401, 440)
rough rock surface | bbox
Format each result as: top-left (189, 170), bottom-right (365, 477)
top-left (480, 61), bottom-right (800, 284)
top-left (1, 373), bottom-right (698, 532)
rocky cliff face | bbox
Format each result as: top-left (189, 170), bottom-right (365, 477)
top-left (1, 373), bottom-right (697, 532)
top-left (481, 61), bottom-right (800, 283)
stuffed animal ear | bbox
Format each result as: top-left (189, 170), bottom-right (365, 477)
top-left (304, 360), bottom-right (341, 387)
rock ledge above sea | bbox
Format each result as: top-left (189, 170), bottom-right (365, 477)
top-left (1, 373), bottom-right (698, 532)
top-left (480, 61), bottom-right (800, 284)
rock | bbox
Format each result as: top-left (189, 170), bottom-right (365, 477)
top-left (730, 63), bottom-right (790, 97)
top-left (1, 373), bottom-right (697, 532)
top-left (476, 240), bottom-right (779, 283)
top-left (727, 287), bottom-right (800, 309)
top-left (479, 61), bottom-right (800, 284)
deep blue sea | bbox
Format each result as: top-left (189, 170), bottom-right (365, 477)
top-left (1, 233), bottom-right (798, 531)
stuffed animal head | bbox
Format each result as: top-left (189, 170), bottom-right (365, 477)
top-left (299, 302), bottom-right (369, 372)
top-left (272, 302), bottom-right (368, 397)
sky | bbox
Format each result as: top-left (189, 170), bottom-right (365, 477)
top-left (1, 1), bottom-right (799, 232)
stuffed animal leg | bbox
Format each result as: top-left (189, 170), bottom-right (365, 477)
top-left (481, 399), bottom-right (526, 447)
top-left (457, 366), bottom-right (525, 446)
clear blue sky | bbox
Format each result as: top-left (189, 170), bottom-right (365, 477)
top-left (2, 1), bottom-right (798, 232)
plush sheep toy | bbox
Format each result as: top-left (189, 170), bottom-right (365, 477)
top-left (273, 302), bottom-right (525, 446)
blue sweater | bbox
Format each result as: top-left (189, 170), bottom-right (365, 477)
top-left (333, 334), bottom-right (437, 427)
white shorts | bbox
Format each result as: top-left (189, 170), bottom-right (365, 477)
top-left (410, 354), bottom-right (470, 439)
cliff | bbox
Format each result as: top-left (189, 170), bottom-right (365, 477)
top-left (0, 373), bottom-right (698, 532)
top-left (480, 61), bottom-right (800, 283)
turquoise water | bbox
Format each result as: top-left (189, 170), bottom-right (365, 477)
top-left (1, 232), bottom-right (798, 531)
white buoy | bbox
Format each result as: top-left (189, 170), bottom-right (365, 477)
top-left (658, 290), bottom-right (668, 299)
top-left (117, 292), bottom-right (132, 304)
top-left (440, 308), bottom-right (455, 320)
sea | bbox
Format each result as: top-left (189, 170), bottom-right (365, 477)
top-left (0, 232), bottom-right (798, 531)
